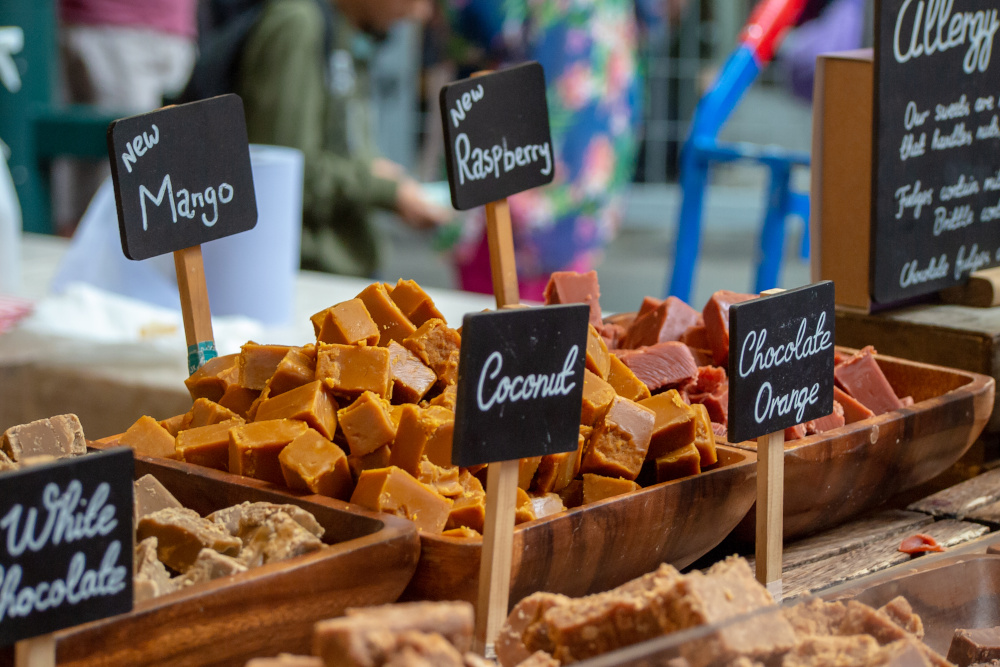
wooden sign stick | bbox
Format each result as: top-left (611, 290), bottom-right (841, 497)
top-left (14, 633), bottom-right (55, 667)
top-left (755, 287), bottom-right (785, 600)
top-left (174, 245), bottom-right (218, 375)
top-left (474, 197), bottom-right (521, 656)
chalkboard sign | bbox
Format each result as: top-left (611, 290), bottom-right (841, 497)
top-left (452, 305), bottom-right (588, 466)
top-left (0, 448), bottom-right (134, 646)
top-left (108, 94), bottom-right (257, 261)
top-left (727, 282), bottom-right (835, 443)
top-left (872, 0), bottom-right (1000, 303)
top-left (440, 62), bottom-right (554, 211)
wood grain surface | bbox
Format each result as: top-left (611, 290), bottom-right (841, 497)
top-left (908, 467), bottom-right (1000, 519)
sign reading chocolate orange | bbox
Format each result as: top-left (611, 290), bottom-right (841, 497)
top-left (0, 448), bottom-right (134, 646)
top-left (108, 94), bottom-right (257, 260)
top-left (453, 305), bottom-right (588, 466)
top-left (727, 282), bottom-right (836, 443)
top-left (440, 62), bottom-right (554, 211)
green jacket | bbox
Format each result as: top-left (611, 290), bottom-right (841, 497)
top-left (236, 0), bottom-right (398, 277)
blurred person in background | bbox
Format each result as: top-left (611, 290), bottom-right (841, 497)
top-left (777, 0), bottom-right (867, 102)
top-left (55, 0), bottom-right (198, 234)
top-left (185, 0), bottom-right (452, 278)
top-left (443, 0), bottom-right (660, 301)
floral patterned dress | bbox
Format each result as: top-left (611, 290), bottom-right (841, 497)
top-left (448, 0), bottom-right (645, 300)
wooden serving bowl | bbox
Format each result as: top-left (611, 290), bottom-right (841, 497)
top-left (13, 450), bottom-right (421, 667)
top-left (728, 350), bottom-right (995, 542)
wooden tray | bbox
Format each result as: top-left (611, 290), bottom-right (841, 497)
top-left (728, 350), bottom-right (995, 542)
top-left (4, 450), bottom-right (421, 667)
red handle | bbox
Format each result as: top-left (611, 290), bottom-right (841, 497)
top-left (739, 0), bottom-right (808, 63)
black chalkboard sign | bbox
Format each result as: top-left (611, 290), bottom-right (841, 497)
top-left (727, 282), bottom-right (835, 443)
top-left (108, 94), bottom-right (257, 261)
top-left (440, 62), bottom-right (554, 211)
top-left (0, 448), bottom-right (134, 646)
top-left (872, 0), bottom-right (1000, 304)
top-left (452, 305), bottom-right (588, 466)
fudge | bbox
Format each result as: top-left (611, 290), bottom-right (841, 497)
top-left (181, 397), bottom-right (240, 430)
top-left (311, 299), bottom-right (380, 346)
top-left (585, 324), bottom-right (611, 379)
top-left (137, 507), bottom-right (242, 572)
top-left (580, 370), bottom-right (616, 427)
top-left (338, 391), bottom-right (397, 457)
top-left (387, 341), bottom-right (437, 404)
top-left (612, 342), bottom-right (698, 393)
top-left (401, 318), bottom-right (462, 386)
top-left (184, 353), bottom-right (238, 402)
top-left (580, 396), bottom-right (655, 480)
top-left (689, 403), bottom-right (718, 466)
top-left (208, 501), bottom-right (324, 540)
top-left (239, 343), bottom-right (294, 391)
top-left (316, 343), bottom-right (392, 399)
top-left (351, 466), bottom-right (453, 532)
top-left (176, 547), bottom-right (248, 587)
top-left (348, 445), bottom-right (393, 481)
top-left (702, 290), bottom-right (756, 366)
top-left (639, 390), bottom-right (697, 461)
top-left (655, 443), bottom-right (701, 482)
top-left (581, 473), bottom-right (640, 502)
top-left (417, 458), bottom-right (463, 497)
top-left (175, 418), bottom-right (245, 470)
top-left (621, 296), bottom-right (701, 349)
top-left (519, 456), bottom-right (542, 490)
top-left (229, 419), bottom-right (310, 485)
top-left (389, 278), bottom-right (446, 327)
top-left (949, 627), bottom-right (1000, 667)
top-left (834, 346), bottom-right (903, 416)
top-left (1, 413), bottom-right (87, 462)
top-left (356, 282), bottom-right (418, 346)
top-left (254, 380), bottom-right (339, 441)
top-left (606, 353), bottom-right (651, 402)
top-left (279, 428), bottom-right (354, 500)
top-left (543, 270), bottom-right (603, 328)
top-left (134, 537), bottom-right (177, 603)
top-left (119, 415), bottom-right (177, 459)
top-left (235, 510), bottom-right (325, 568)
top-left (134, 473), bottom-right (183, 524)
top-left (445, 471), bottom-right (486, 533)
top-left (389, 405), bottom-right (454, 475)
top-left (264, 346), bottom-right (317, 398)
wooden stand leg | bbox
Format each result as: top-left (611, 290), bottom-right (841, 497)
top-left (755, 429), bottom-right (785, 600)
top-left (474, 458), bottom-right (520, 656)
top-left (173, 245), bottom-right (217, 374)
top-left (15, 634), bottom-right (55, 667)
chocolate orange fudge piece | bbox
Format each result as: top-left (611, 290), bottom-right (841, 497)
top-left (239, 343), bottom-right (294, 391)
top-left (2, 413), bottom-right (87, 462)
top-left (655, 443), bottom-right (701, 482)
top-left (181, 397), bottom-right (240, 430)
top-left (279, 428), bottom-right (354, 500)
top-left (229, 419), bottom-right (309, 485)
top-left (580, 370), bottom-right (616, 426)
top-left (120, 415), bottom-right (177, 459)
top-left (387, 341), bottom-right (436, 404)
top-left (337, 390), bottom-right (396, 456)
top-left (311, 298), bottom-right (380, 347)
top-left (606, 353), bottom-right (651, 402)
top-left (689, 402), bottom-right (717, 466)
top-left (255, 380), bottom-right (339, 441)
top-left (351, 466), bottom-right (452, 532)
top-left (356, 282), bottom-right (417, 346)
top-left (389, 278), bottom-right (446, 327)
top-left (264, 346), bottom-right (317, 397)
top-left (580, 395), bottom-right (655, 480)
top-left (315, 343), bottom-right (392, 399)
top-left (543, 269), bottom-right (603, 328)
top-left (639, 390), bottom-right (697, 461)
top-left (581, 473), bottom-right (640, 504)
top-left (184, 353), bottom-right (238, 402)
top-left (175, 418), bottom-right (244, 470)
top-left (402, 318), bottom-right (462, 386)
top-left (585, 324), bottom-right (611, 379)
top-left (137, 507), bottom-right (242, 572)
top-left (389, 404), bottom-right (454, 475)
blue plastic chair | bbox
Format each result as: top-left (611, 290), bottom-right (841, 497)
top-left (667, 0), bottom-right (811, 302)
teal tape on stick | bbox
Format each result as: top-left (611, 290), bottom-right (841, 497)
top-left (187, 341), bottom-right (218, 375)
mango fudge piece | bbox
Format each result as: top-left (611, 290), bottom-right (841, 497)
top-left (175, 418), bottom-right (244, 471)
top-left (311, 299), bottom-right (380, 347)
top-left (387, 341), bottom-right (436, 404)
top-left (279, 428), bottom-right (354, 500)
top-left (2, 414), bottom-right (86, 462)
top-left (255, 380), bottom-right (338, 441)
top-left (417, 458), bottom-right (463, 497)
top-left (184, 353), bottom-right (238, 402)
top-left (580, 396), bottom-right (655, 481)
top-left (264, 346), bottom-right (317, 397)
top-left (337, 391), bottom-right (396, 457)
top-left (348, 445), bottom-right (392, 481)
top-left (239, 343), bottom-right (294, 391)
top-left (316, 343), bottom-right (392, 399)
top-left (389, 405), bottom-right (454, 475)
top-left (585, 325), bottom-right (611, 379)
top-left (137, 507), bottom-right (242, 572)
top-left (351, 466), bottom-right (453, 532)
top-left (543, 269), bottom-right (603, 328)
top-left (519, 456), bottom-right (542, 490)
top-left (208, 501), bottom-right (324, 539)
top-left (655, 443), bottom-right (701, 482)
top-left (402, 318), bottom-right (462, 386)
top-left (134, 537), bottom-right (177, 602)
top-left (229, 419), bottom-right (310, 485)
top-left (134, 474), bottom-right (183, 525)
top-left (582, 473), bottom-right (640, 504)
top-left (690, 403), bottom-right (718, 466)
top-left (356, 282), bottom-right (417, 346)
top-left (120, 415), bottom-right (177, 459)
top-left (639, 390), bottom-right (698, 461)
top-left (446, 471), bottom-right (486, 533)
top-left (181, 398), bottom-right (240, 430)
top-left (389, 278), bottom-right (446, 327)
top-left (606, 354), bottom-right (651, 402)
top-left (580, 370), bottom-right (616, 426)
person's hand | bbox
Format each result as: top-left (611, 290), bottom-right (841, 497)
top-left (395, 178), bottom-right (452, 230)
top-left (372, 157), bottom-right (406, 181)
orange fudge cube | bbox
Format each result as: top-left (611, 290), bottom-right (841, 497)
top-left (279, 428), bottom-right (354, 500)
top-left (389, 279), bottom-right (445, 328)
top-left (387, 341), bottom-right (436, 404)
top-left (229, 419), bottom-right (309, 485)
top-left (264, 346), bottom-right (317, 397)
top-left (582, 473), bottom-right (640, 504)
top-left (181, 398), bottom-right (239, 430)
top-left (347, 445), bottom-right (392, 481)
top-left (639, 390), bottom-right (697, 461)
top-left (311, 299), bottom-right (380, 346)
top-left (402, 319), bottom-right (462, 385)
top-left (519, 456), bottom-right (542, 490)
top-left (238, 343), bottom-right (293, 390)
top-left (581, 370), bottom-right (616, 426)
top-left (690, 403), bottom-right (718, 466)
top-left (606, 354), bottom-right (651, 402)
top-left (351, 466), bottom-right (452, 532)
top-left (120, 415), bottom-right (176, 459)
top-left (175, 419), bottom-right (244, 470)
top-left (315, 343), bottom-right (392, 399)
top-left (655, 442), bottom-right (701, 482)
top-left (585, 325), bottom-right (610, 379)
top-left (255, 380), bottom-right (339, 441)
top-left (580, 396), bottom-right (655, 480)
top-left (356, 283), bottom-right (416, 346)
top-left (337, 391), bottom-right (396, 457)
top-left (184, 353), bottom-right (239, 402)
top-left (389, 405), bottom-right (454, 475)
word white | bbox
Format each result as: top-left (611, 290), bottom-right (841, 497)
top-left (754, 381), bottom-right (820, 425)
top-left (985, 168), bottom-right (1000, 190)
top-left (932, 122), bottom-right (973, 150)
top-left (900, 253), bottom-right (949, 287)
top-left (449, 84), bottom-right (484, 128)
top-left (139, 174), bottom-right (234, 231)
top-left (477, 345), bottom-right (578, 412)
top-left (1, 480), bottom-right (116, 558)
top-left (454, 134), bottom-right (552, 186)
top-left (933, 204), bottom-right (975, 235)
top-left (893, 0), bottom-right (1000, 74)
top-left (737, 312), bottom-right (832, 379)
top-left (955, 243), bottom-right (992, 278)
top-left (120, 124), bottom-right (159, 174)
top-left (900, 132), bottom-right (926, 160)
top-left (981, 198), bottom-right (1000, 221)
top-left (895, 180), bottom-right (934, 218)
top-left (977, 115), bottom-right (1000, 139)
top-left (904, 101), bottom-right (930, 129)
top-left (976, 95), bottom-right (996, 111)
top-left (935, 93), bottom-right (970, 120)
top-left (939, 174), bottom-right (979, 201)
top-left (0, 542), bottom-right (126, 623)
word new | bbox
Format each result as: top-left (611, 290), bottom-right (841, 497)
top-left (449, 84), bottom-right (484, 128)
top-left (120, 124), bottom-right (160, 174)
top-left (477, 345), bottom-right (578, 412)
top-left (140, 174), bottom-right (234, 231)
top-left (893, 0), bottom-right (1000, 74)
top-left (454, 134), bottom-right (552, 186)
